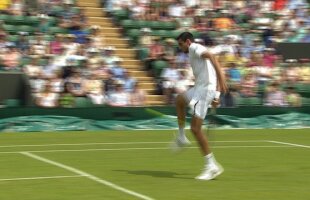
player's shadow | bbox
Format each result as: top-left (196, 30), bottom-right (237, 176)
top-left (114, 170), bottom-right (192, 180)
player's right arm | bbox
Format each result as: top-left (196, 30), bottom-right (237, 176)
top-left (201, 51), bottom-right (228, 94)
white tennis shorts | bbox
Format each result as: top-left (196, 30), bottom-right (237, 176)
top-left (184, 86), bottom-right (216, 119)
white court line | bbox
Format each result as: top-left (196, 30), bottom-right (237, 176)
top-left (21, 152), bottom-right (154, 200)
top-left (0, 175), bottom-right (85, 182)
top-left (0, 145), bottom-right (293, 154)
top-left (0, 140), bottom-right (267, 148)
top-left (267, 140), bottom-right (310, 149)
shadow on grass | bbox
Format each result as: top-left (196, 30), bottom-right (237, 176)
top-left (114, 170), bottom-right (193, 180)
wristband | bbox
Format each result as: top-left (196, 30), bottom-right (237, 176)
top-left (215, 91), bottom-right (221, 99)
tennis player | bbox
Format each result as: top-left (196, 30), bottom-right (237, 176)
top-left (172, 32), bottom-right (228, 180)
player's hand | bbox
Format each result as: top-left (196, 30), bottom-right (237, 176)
top-left (211, 98), bottom-right (220, 108)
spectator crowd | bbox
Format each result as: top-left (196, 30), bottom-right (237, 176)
top-left (104, 0), bottom-right (310, 107)
top-left (0, 0), bottom-right (145, 108)
top-left (0, 0), bottom-right (309, 108)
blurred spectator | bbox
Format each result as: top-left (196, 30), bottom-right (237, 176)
top-left (213, 11), bottom-right (234, 31)
top-left (49, 70), bottom-right (64, 93)
top-left (163, 38), bottom-right (177, 62)
top-left (15, 34), bottom-right (29, 55)
top-left (87, 48), bottom-right (102, 70)
top-left (9, 0), bottom-right (24, 15)
top-left (0, 0), bottom-right (11, 14)
top-left (110, 58), bottom-right (125, 81)
top-left (262, 48), bottom-right (277, 67)
top-left (41, 56), bottom-right (57, 78)
top-left (123, 70), bottom-right (136, 93)
top-left (264, 82), bottom-right (288, 106)
top-left (175, 70), bottom-right (191, 95)
top-left (50, 34), bottom-right (64, 55)
top-left (160, 60), bottom-right (180, 104)
top-left (139, 28), bottom-right (153, 48)
top-left (85, 73), bottom-right (105, 105)
top-left (66, 70), bottom-right (85, 97)
top-left (227, 62), bottom-right (241, 84)
top-left (130, 82), bottom-right (146, 106)
top-left (36, 83), bottom-right (59, 108)
top-left (23, 56), bottom-right (42, 78)
top-left (144, 37), bottom-right (165, 76)
top-left (240, 73), bottom-right (257, 97)
top-left (286, 86), bottom-right (302, 107)
top-left (102, 46), bottom-right (119, 68)
top-left (29, 33), bottom-right (49, 56)
top-left (1, 45), bottom-right (21, 70)
top-left (107, 83), bottom-right (130, 107)
top-left (59, 82), bottom-right (75, 108)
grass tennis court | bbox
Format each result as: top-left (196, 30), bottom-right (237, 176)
top-left (0, 129), bottom-right (309, 200)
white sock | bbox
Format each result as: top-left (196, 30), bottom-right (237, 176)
top-left (205, 153), bottom-right (217, 167)
top-left (178, 127), bottom-right (185, 139)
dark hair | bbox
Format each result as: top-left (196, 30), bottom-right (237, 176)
top-left (176, 32), bottom-right (194, 42)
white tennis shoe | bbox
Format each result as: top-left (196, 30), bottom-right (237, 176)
top-left (195, 163), bottom-right (224, 180)
top-left (170, 136), bottom-right (191, 152)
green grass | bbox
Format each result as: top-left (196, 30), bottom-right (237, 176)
top-left (0, 129), bottom-right (309, 200)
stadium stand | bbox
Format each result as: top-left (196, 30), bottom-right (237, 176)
top-left (0, 0), bottom-right (309, 108)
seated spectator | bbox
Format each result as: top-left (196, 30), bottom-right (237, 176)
top-left (144, 37), bottom-right (165, 76)
top-left (160, 60), bottom-right (181, 104)
top-left (89, 25), bottom-right (105, 48)
top-left (213, 11), bottom-right (234, 31)
top-left (107, 83), bottom-right (130, 107)
top-left (36, 83), bottom-right (59, 108)
top-left (62, 34), bottom-right (80, 56)
top-left (227, 62), bottom-right (242, 85)
top-left (175, 70), bottom-right (191, 95)
top-left (123, 70), bottom-right (136, 93)
top-left (163, 38), bottom-right (177, 62)
top-left (38, 16), bottom-right (50, 33)
top-left (86, 48), bottom-right (102, 70)
top-left (139, 28), bottom-right (153, 48)
top-left (66, 70), bottom-right (86, 97)
top-left (286, 86), bottom-right (302, 107)
top-left (102, 46), bottom-right (119, 68)
top-left (240, 73), bottom-right (257, 97)
top-left (84, 73), bottom-right (105, 105)
top-left (1, 44), bottom-right (21, 70)
top-left (130, 82), bottom-right (146, 106)
top-left (41, 56), bottom-right (58, 78)
top-left (264, 82), bottom-right (288, 107)
top-left (16, 32), bottom-right (30, 54)
top-left (49, 71), bottom-right (64, 93)
top-left (0, 0), bottom-right (11, 14)
top-left (262, 48), bottom-right (277, 68)
top-left (110, 58), bottom-right (125, 81)
top-left (50, 34), bottom-right (64, 55)
top-left (29, 33), bottom-right (49, 56)
top-left (9, 0), bottom-right (24, 15)
top-left (23, 56), bottom-right (42, 78)
top-left (29, 74), bottom-right (47, 95)
top-left (59, 82), bottom-right (75, 108)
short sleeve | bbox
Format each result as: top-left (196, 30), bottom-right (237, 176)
top-left (190, 43), bottom-right (208, 58)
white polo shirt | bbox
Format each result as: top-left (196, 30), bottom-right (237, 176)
top-left (188, 43), bottom-right (217, 91)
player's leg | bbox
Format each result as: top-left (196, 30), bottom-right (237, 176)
top-left (190, 116), bottom-right (210, 155)
top-left (191, 115), bottom-right (224, 180)
top-left (190, 91), bottom-right (224, 180)
top-left (171, 94), bottom-right (191, 149)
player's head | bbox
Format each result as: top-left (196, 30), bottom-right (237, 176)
top-left (176, 32), bottom-right (194, 53)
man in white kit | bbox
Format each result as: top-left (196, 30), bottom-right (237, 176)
top-left (173, 32), bottom-right (228, 180)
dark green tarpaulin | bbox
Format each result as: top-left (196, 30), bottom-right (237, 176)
top-left (0, 113), bottom-right (309, 132)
